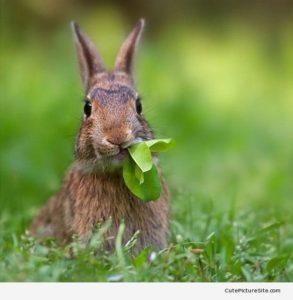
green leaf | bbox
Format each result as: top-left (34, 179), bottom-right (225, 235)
top-left (123, 158), bottom-right (161, 202)
top-left (134, 164), bottom-right (144, 184)
top-left (145, 138), bottom-right (175, 152)
top-left (128, 142), bottom-right (153, 172)
top-left (122, 138), bottom-right (174, 201)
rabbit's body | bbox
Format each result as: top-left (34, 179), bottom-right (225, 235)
top-left (30, 19), bottom-right (170, 251)
top-left (31, 164), bottom-right (169, 250)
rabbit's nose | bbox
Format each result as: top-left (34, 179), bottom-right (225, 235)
top-left (103, 127), bottom-right (133, 148)
top-left (106, 137), bottom-right (121, 146)
top-left (106, 134), bottom-right (132, 148)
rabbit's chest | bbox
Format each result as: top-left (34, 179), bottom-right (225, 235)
top-left (73, 173), bottom-right (145, 225)
top-left (64, 169), bottom-right (168, 251)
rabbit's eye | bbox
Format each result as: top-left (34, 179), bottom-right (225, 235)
top-left (135, 97), bottom-right (142, 114)
top-left (84, 101), bottom-right (92, 118)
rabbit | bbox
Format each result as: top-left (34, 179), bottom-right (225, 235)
top-left (30, 19), bottom-right (169, 252)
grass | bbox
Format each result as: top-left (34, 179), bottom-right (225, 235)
top-left (0, 19), bottom-right (293, 281)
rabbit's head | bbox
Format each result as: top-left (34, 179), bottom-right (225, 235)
top-left (71, 19), bottom-right (153, 171)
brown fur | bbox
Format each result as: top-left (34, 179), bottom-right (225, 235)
top-left (30, 19), bottom-right (169, 252)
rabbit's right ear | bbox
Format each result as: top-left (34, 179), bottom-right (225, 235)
top-left (114, 19), bottom-right (145, 78)
top-left (71, 21), bottom-right (105, 91)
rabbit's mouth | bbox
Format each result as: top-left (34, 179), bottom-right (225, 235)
top-left (110, 148), bottom-right (128, 161)
top-left (98, 147), bottom-right (128, 162)
top-left (101, 137), bottom-right (143, 161)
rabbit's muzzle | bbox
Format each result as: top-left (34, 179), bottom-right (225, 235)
top-left (94, 128), bottom-right (133, 158)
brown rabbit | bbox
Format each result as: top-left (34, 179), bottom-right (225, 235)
top-left (30, 19), bottom-right (169, 252)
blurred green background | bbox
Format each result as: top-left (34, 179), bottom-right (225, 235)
top-left (0, 0), bottom-right (293, 281)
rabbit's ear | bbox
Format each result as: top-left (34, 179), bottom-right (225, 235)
top-left (71, 21), bottom-right (105, 91)
top-left (114, 19), bottom-right (145, 77)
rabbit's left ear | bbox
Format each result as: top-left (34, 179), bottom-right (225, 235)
top-left (114, 19), bottom-right (145, 77)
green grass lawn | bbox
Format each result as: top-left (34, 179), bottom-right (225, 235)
top-left (0, 21), bottom-right (293, 281)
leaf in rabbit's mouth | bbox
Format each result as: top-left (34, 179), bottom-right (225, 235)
top-left (122, 138), bottom-right (175, 202)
